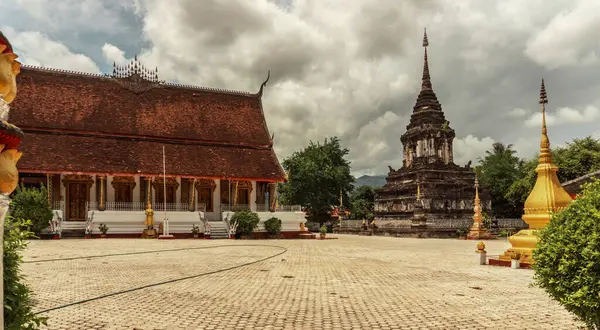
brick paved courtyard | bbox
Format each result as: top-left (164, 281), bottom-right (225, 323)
top-left (22, 235), bottom-right (579, 330)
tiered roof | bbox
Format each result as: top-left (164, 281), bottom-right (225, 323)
top-left (10, 60), bottom-right (285, 181)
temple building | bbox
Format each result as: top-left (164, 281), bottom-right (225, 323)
top-left (561, 169), bottom-right (600, 199)
top-left (10, 58), bottom-right (303, 237)
top-left (374, 29), bottom-right (491, 221)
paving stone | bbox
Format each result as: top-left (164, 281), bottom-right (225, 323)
top-left (21, 235), bottom-right (580, 329)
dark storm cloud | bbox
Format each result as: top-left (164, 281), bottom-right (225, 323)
top-left (3, 0), bottom-right (600, 176)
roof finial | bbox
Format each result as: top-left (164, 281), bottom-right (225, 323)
top-left (538, 79), bottom-right (552, 165)
top-left (257, 70), bottom-right (271, 97)
top-left (421, 27), bottom-right (432, 91)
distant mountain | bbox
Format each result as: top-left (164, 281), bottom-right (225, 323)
top-left (355, 175), bottom-right (386, 188)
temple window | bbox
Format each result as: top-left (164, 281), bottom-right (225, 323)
top-left (153, 177), bottom-right (179, 206)
top-left (111, 176), bottom-right (136, 203)
top-left (195, 179), bottom-right (216, 212)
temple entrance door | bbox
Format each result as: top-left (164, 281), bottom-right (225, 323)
top-left (115, 185), bottom-right (132, 203)
top-left (67, 183), bottom-right (88, 221)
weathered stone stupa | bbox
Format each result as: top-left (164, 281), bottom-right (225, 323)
top-left (374, 29), bottom-right (491, 221)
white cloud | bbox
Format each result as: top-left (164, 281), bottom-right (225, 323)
top-left (525, 105), bottom-right (600, 127)
top-left (102, 43), bottom-right (127, 65)
top-left (507, 108), bottom-right (528, 118)
top-left (2, 0), bottom-right (600, 176)
top-left (453, 135), bottom-right (496, 166)
top-left (2, 27), bottom-right (100, 73)
top-left (525, 0), bottom-right (600, 69)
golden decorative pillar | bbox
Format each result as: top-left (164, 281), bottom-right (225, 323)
top-left (495, 79), bottom-right (572, 265)
top-left (188, 178), bottom-right (196, 212)
top-left (0, 30), bottom-right (24, 328)
top-left (467, 174), bottom-right (490, 239)
top-left (145, 177), bottom-right (152, 205)
top-left (268, 182), bottom-right (276, 212)
top-left (97, 175), bottom-right (106, 211)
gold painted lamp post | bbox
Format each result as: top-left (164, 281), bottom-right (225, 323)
top-left (0, 30), bottom-right (24, 330)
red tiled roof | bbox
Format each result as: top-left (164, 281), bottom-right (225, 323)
top-left (18, 132), bottom-right (284, 181)
top-left (10, 66), bottom-right (285, 181)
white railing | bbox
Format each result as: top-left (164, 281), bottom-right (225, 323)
top-left (52, 201), bottom-right (65, 211)
top-left (220, 204), bottom-right (251, 212)
top-left (86, 202), bottom-right (193, 212)
top-left (221, 204), bottom-right (303, 212)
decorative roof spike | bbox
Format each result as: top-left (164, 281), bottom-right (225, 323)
top-left (539, 79), bottom-right (548, 104)
top-left (257, 70), bottom-right (271, 97)
top-left (421, 27), bottom-right (432, 91)
top-left (538, 78), bottom-right (552, 165)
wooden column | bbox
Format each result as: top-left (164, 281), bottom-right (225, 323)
top-left (46, 174), bottom-right (52, 207)
top-left (188, 178), bottom-right (196, 212)
top-left (98, 175), bottom-right (106, 211)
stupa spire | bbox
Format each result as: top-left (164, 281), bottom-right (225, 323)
top-left (538, 79), bottom-right (552, 165)
top-left (490, 79), bottom-right (573, 266)
top-left (421, 28), bottom-right (432, 91)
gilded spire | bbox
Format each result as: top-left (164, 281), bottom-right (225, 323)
top-left (421, 28), bottom-right (432, 91)
top-left (474, 173), bottom-right (480, 202)
top-left (538, 79), bottom-right (552, 165)
top-left (416, 181), bottom-right (421, 201)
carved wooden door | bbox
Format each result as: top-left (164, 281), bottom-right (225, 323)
top-left (115, 185), bottom-right (132, 203)
top-left (237, 189), bottom-right (249, 205)
top-left (68, 183), bottom-right (87, 221)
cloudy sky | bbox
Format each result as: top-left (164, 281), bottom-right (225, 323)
top-left (2, 0), bottom-right (600, 176)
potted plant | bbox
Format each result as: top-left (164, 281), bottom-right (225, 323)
top-left (511, 252), bottom-right (521, 269)
top-left (204, 223), bottom-right (211, 239)
top-left (320, 225), bottom-right (327, 239)
top-left (49, 218), bottom-right (60, 239)
top-left (229, 220), bottom-right (238, 239)
top-left (191, 224), bottom-right (201, 238)
top-left (264, 217), bottom-right (282, 239)
top-left (85, 221), bottom-right (93, 239)
top-left (98, 223), bottom-right (108, 238)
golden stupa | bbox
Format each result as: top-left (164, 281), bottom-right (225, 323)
top-left (496, 79), bottom-right (572, 264)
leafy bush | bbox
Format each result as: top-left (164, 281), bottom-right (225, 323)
top-left (231, 210), bottom-right (260, 237)
top-left (320, 225), bottom-right (328, 235)
top-left (98, 223), bottom-right (108, 234)
top-left (533, 179), bottom-right (600, 330)
top-left (10, 185), bottom-right (53, 234)
top-left (4, 216), bottom-right (48, 329)
top-left (264, 217), bottom-right (282, 237)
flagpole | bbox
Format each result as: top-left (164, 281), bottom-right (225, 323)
top-left (158, 145), bottom-right (173, 239)
top-left (163, 145), bottom-right (167, 235)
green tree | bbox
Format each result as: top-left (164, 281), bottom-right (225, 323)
top-left (279, 137), bottom-right (354, 224)
top-left (506, 136), bottom-right (600, 211)
top-left (505, 157), bottom-right (538, 211)
top-left (349, 185), bottom-right (375, 220)
top-left (553, 136), bottom-right (600, 183)
top-left (4, 216), bottom-right (48, 329)
top-left (10, 185), bottom-right (53, 234)
top-left (533, 179), bottom-right (600, 329)
top-left (475, 142), bottom-right (522, 217)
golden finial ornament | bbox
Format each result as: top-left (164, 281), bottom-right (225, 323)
top-left (467, 172), bottom-right (490, 239)
top-left (476, 241), bottom-right (486, 253)
top-left (491, 79), bottom-right (572, 265)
